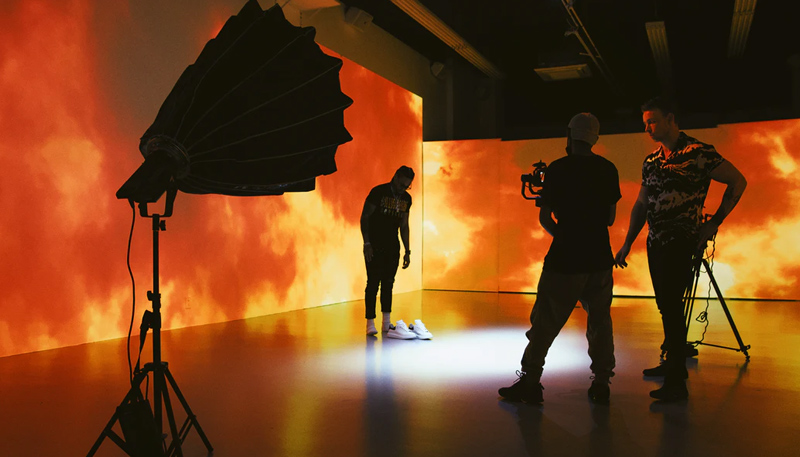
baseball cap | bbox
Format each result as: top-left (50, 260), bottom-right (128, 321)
top-left (568, 112), bottom-right (600, 145)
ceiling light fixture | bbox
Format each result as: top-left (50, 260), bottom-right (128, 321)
top-left (534, 63), bottom-right (592, 82)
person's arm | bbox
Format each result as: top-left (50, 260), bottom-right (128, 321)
top-left (608, 203), bottom-right (617, 226)
top-left (614, 185), bottom-right (649, 268)
top-left (609, 167), bottom-right (621, 226)
top-left (360, 200), bottom-right (376, 262)
top-left (538, 204), bottom-right (557, 237)
top-left (400, 211), bottom-right (411, 269)
top-left (696, 159), bottom-right (747, 248)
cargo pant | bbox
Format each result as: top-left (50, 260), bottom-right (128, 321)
top-left (521, 268), bottom-right (616, 380)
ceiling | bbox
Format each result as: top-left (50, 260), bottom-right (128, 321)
top-left (337, 0), bottom-right (799, 139)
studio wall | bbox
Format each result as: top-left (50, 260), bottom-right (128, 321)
top-left (0, 0), bottom-right (422, 357)
top-left (423, 119), bottom-right (800, 300)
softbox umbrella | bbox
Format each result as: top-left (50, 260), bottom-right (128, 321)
top-left (118, 0), bottom-right (353, 202)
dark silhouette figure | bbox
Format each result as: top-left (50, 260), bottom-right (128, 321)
top-left (360, 166), bottom-right (414, 336)
top-left (615, 97), bottom-right (747, 401)
top-left (500, 113), bottom-right (621, 404)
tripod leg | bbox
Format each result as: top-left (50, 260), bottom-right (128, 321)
top-left (87, 407), bottom-right (130, 457)
top-left (153, 371), bottom-right (164, 452)
top-left (682, 256), bottom-right (703, 357)
top-left (87, 370), bottom-right (152, 457)
top-left (164, 366), bottom-right (214, 452)
top-left (683, 255), bottom-right (702, 333)
top-left (157, 367), bottom-right (185, 457)
top-left (702, 259), bottom-right (751, 359)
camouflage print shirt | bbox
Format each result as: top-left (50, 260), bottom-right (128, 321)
top-left (642, 132), bottom-right (724, 247)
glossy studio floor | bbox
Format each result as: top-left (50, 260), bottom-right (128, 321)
top-left (1, 290), bottom-right (798, 457)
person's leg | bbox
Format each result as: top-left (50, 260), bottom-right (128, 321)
top-left (580, 269), bottom-right (615, 404)
top-left (500, 270), bottom-right (586, 403)
top-left (647, 246), bottom-right (671, 355)
top-left (521, 270), bottom-right (587, 378)
top-left (580, 269), bottom-right (615, 381)
top-left (650, 241), bottom-right (694, 374)
top-left (646, 241), bottom-right (693, 378)
top-left (381, 312), bottom-right (392, 332)
top-left (364, 253), bottom-right (381, 320)
top-left (378, 248), bottom-right (401, 316)
top-left (648, 240), bottom-right (695, 399)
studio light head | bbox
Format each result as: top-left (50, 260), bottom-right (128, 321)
top-left (116, 136), bottom-right (189, 203)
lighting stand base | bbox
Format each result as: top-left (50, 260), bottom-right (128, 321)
top-left (87, 361), bottom-right (213, 457)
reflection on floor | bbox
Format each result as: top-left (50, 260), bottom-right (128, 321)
top-left (1, 290), bottom-right (799, 457)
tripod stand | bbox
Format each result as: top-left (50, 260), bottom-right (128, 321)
top-left (683, 246), bottom-right (751, 360)
top-left (88, 189), bottom-right (213, 457)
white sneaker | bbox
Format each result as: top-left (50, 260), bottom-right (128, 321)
top-left (409, 319), bottom-right (433, 339)
top-left (386, 320), bottom-right (417, 339)
top-left (366, 321), bottom-right (378, 336)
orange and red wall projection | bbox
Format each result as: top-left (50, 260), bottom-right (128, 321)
top-left (1, 1), bottom-right (799, 358)
top-left (0, 1), bottom-right (421, 357)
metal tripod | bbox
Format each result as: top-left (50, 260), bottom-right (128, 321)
top-left (683, 247), bottom-right (751, 360)
top-left (88, 189), bottom-right (213, 456)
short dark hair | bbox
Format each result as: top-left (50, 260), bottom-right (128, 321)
top-left (641, 96), bottom-right (678, 122)
top-left (396, 165), bottom-right (415, 180)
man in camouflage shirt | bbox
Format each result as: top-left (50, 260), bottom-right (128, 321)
top-left (615, 97), bottom-right (747, 401)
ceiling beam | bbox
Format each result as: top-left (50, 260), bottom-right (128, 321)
top-left (560, 0), bottom-right (617, 90)
top-left (390, 0), bottom-right (505, 79)
top-left (728, 0), bottom-right (757, 58)
top-left (646, 21), bottom-right (674, 96)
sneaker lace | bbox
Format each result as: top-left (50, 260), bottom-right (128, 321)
top-left (512, 370), bottom-right (544, 389)
top-left (514, 370), bottom-right (525, 383)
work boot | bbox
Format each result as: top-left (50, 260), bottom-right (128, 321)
top-left (498, 371), bottom-right (543, 404)
top-left (588, 377), bottom-right (610, 405)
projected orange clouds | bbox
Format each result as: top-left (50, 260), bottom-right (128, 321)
top-left (423, 119), bottom-right (800, 301)
top-left (0, 1), bottom-right (421, 357)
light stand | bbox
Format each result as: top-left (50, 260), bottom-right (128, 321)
top-left (683, 246), bottom-right (751, 360)
top-left (88, 187), bottom-right (213, 457)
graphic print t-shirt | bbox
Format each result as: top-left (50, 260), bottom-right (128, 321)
top-left (366, 183), bottom-right (412, 250)
top-left (642, 132), bottom-right (724, 247)
top-left (540, 154), bottom-right (622, 274)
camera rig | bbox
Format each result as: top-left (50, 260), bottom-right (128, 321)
top-left (521, 160), bottom-right (547, 205)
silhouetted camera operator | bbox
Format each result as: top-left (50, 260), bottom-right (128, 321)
top-left (500, 113), bottom-right (621, 405)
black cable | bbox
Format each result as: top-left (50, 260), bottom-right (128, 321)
top-left (124, 205), bottom-right (150, 397)
top-left (695, 236), bottom-right (717, 344)
top-left (125, 202), bottom-right (136, 383)
top-left (134, 319), bottom-right (146, 378)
